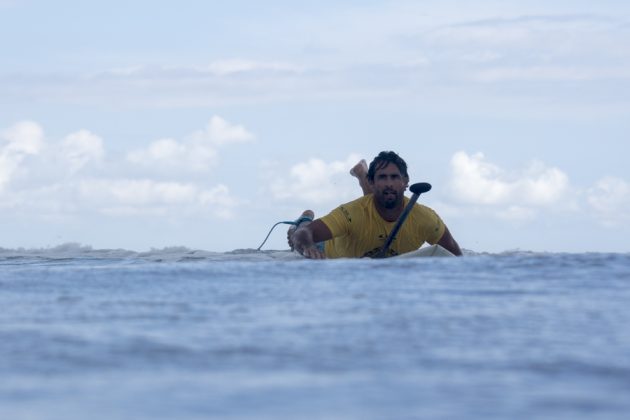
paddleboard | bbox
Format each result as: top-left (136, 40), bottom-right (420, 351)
top-left (282, 244), bottom-right (454, 259)
top-left (392, 244), bottom-right (455, 258)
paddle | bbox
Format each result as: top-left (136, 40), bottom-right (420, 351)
top-left (372, 182), bottom-right (432, 258)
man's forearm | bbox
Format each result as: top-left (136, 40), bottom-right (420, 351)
top-left (438, 226), bottom-right (462, 256)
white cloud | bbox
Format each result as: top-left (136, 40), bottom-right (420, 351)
top-left (270, 154), bottom-right (361, 204)
top-left (203, 59), bottom-right (303, 76)
top-left (97, 60), bottom-right (303, 79)
top-left (1, 120), bottom-right (44, 155)
top-left (449, 151), bottom-right (571, 218)
top-left (473, 66), bottom-right (630, 83)
top-left (518, 160), bottom-right (571, 206)
top-left (4, 8), bottom-right (630, 114)
top-left (0, 120), bottom-right (45, 192)
top-left (127, 137), bottom-right (217, 171)
top-left (127, 116), bottom-right (254, 171)
top-left (80, 179), bottom-right (196, 205)
top-left (78, 179), bottom-right (238, 219)
top-left (429, 14), bottom-right (623, 52)
top-left (101, 65), bottom-right (145, 77)
top-left (424, 15), bottom-right (630, 85)
top-left (450, 152), bottom-right (509, 205)
top-left (1, 123), bottom-right (105, 195)
top-left (190, 115), bottom-right (255, 146)
top-left (496, 206), bottom-right (538, 221)
top-left (61, 129), bottom-right (104, 172)
top-left (587, 176), bottom-right (630, 227)
top-left (1, 119), bottom-right (243, 221)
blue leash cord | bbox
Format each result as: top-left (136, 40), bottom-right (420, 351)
top-left (256, 217), bottom-right (313, 251)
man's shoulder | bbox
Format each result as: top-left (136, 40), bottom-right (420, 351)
top-left (410, 202), bottom-right (439, 217)
top-left (321, 195), bottom-right (373, 226)
top-left (409, 202), bottom-right (444, 233)
top-left (331, 194), bottom-right (373, 212)
top-left (348, 194), bottom-right (373, 207)
top-left (411, 202), bottom-right (434, 211)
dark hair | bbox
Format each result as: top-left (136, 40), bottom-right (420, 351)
top-left (367, 151), bottom-right (409, 182)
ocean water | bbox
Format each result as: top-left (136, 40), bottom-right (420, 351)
top-left (1, 244), bottom-right (629, 420)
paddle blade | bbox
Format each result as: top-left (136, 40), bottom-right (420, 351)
top-left (410, 182), bottom-right (431, 195)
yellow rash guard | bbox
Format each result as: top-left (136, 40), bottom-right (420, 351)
top-left (319, 194), bottom-right (446, 258)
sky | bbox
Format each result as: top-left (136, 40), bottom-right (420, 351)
top-left (1, 0), bottom-right (629, 253)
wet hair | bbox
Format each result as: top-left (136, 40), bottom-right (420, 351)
top-left (367, 151), bottom-right (409, 182)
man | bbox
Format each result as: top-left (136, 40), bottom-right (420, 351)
top-left (290, 151), bottom-right (462, 259)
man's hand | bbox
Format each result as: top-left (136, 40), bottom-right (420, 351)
top-left (287, 225), bottom-right (297, 250)
top-left (292, 225), bottom-right (327, 259)
top-left (291, 219), bottom-right (333, 259)
top-left (300, 245), bottom-right (326, 260)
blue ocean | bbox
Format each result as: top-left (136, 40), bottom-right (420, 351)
top-left (1, 243), bottom-right (629, 420)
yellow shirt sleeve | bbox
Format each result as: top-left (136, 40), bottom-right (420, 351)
top-left (413, 205), bottom-right (445, 245)
top-left (319, 204), bottom-right (353, 239)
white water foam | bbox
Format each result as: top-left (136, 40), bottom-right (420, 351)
top-left (0, 242), bottom-right (301, 262)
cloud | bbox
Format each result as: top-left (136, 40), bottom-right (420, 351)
top-left (496, 206), bottom-right (538, 221)
top-left (1, 120), bottom-right (44, 154)
top-left (419, 13), bottom-right (630, 88)
top-left (0, 123), bottom-right (106, 194)
top-left (472, 66), bottom-right (630, 83)
top-left (202, 59), bottom-right (304, 76)
top-left (0, 120), bottom-right (44, 192)
top-left (127, 137), bottom-right (217, 171)
top-left (429, 14), bottom-right (622, 50)
top-left (3, 8), bottom-right (630, 115)
top-left (270, 154), bottom-right (361, 204)
top-left (61, 129), bottom-right (104, 172)
top-left (587, 177), bottom-right (630, 227)
top-left (78, 179), bottom-right (238, 219)
top-left (0, 118), bottom-right (243, 220)
top-left (449, 151), bottom-right (571, 219)
top-left (190, 115), bottom-right (255, 146)
top-left (127, 116), bottom-right (254, 171)
top-left (98, 60), bottom-right (303, 79)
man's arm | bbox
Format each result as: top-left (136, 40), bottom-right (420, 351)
top-left (437, 226), bottom-right (462, 256)
top-left (292, 219), bottom-right (333, 259)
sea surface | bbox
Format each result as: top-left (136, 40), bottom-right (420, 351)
top-left (1, 243), bottom-right (629, 420)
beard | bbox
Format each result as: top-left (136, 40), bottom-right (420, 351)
top-left (379, 189), bottom-right (400, 209)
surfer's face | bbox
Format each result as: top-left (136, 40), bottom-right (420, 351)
top-left (371, 163), bottom-right (408, 209)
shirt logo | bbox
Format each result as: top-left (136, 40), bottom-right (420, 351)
top-left (340, 205), bottom-right (352, 223)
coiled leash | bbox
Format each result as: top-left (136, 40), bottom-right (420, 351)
top-left (256, 216), bottom-right (313, 251)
